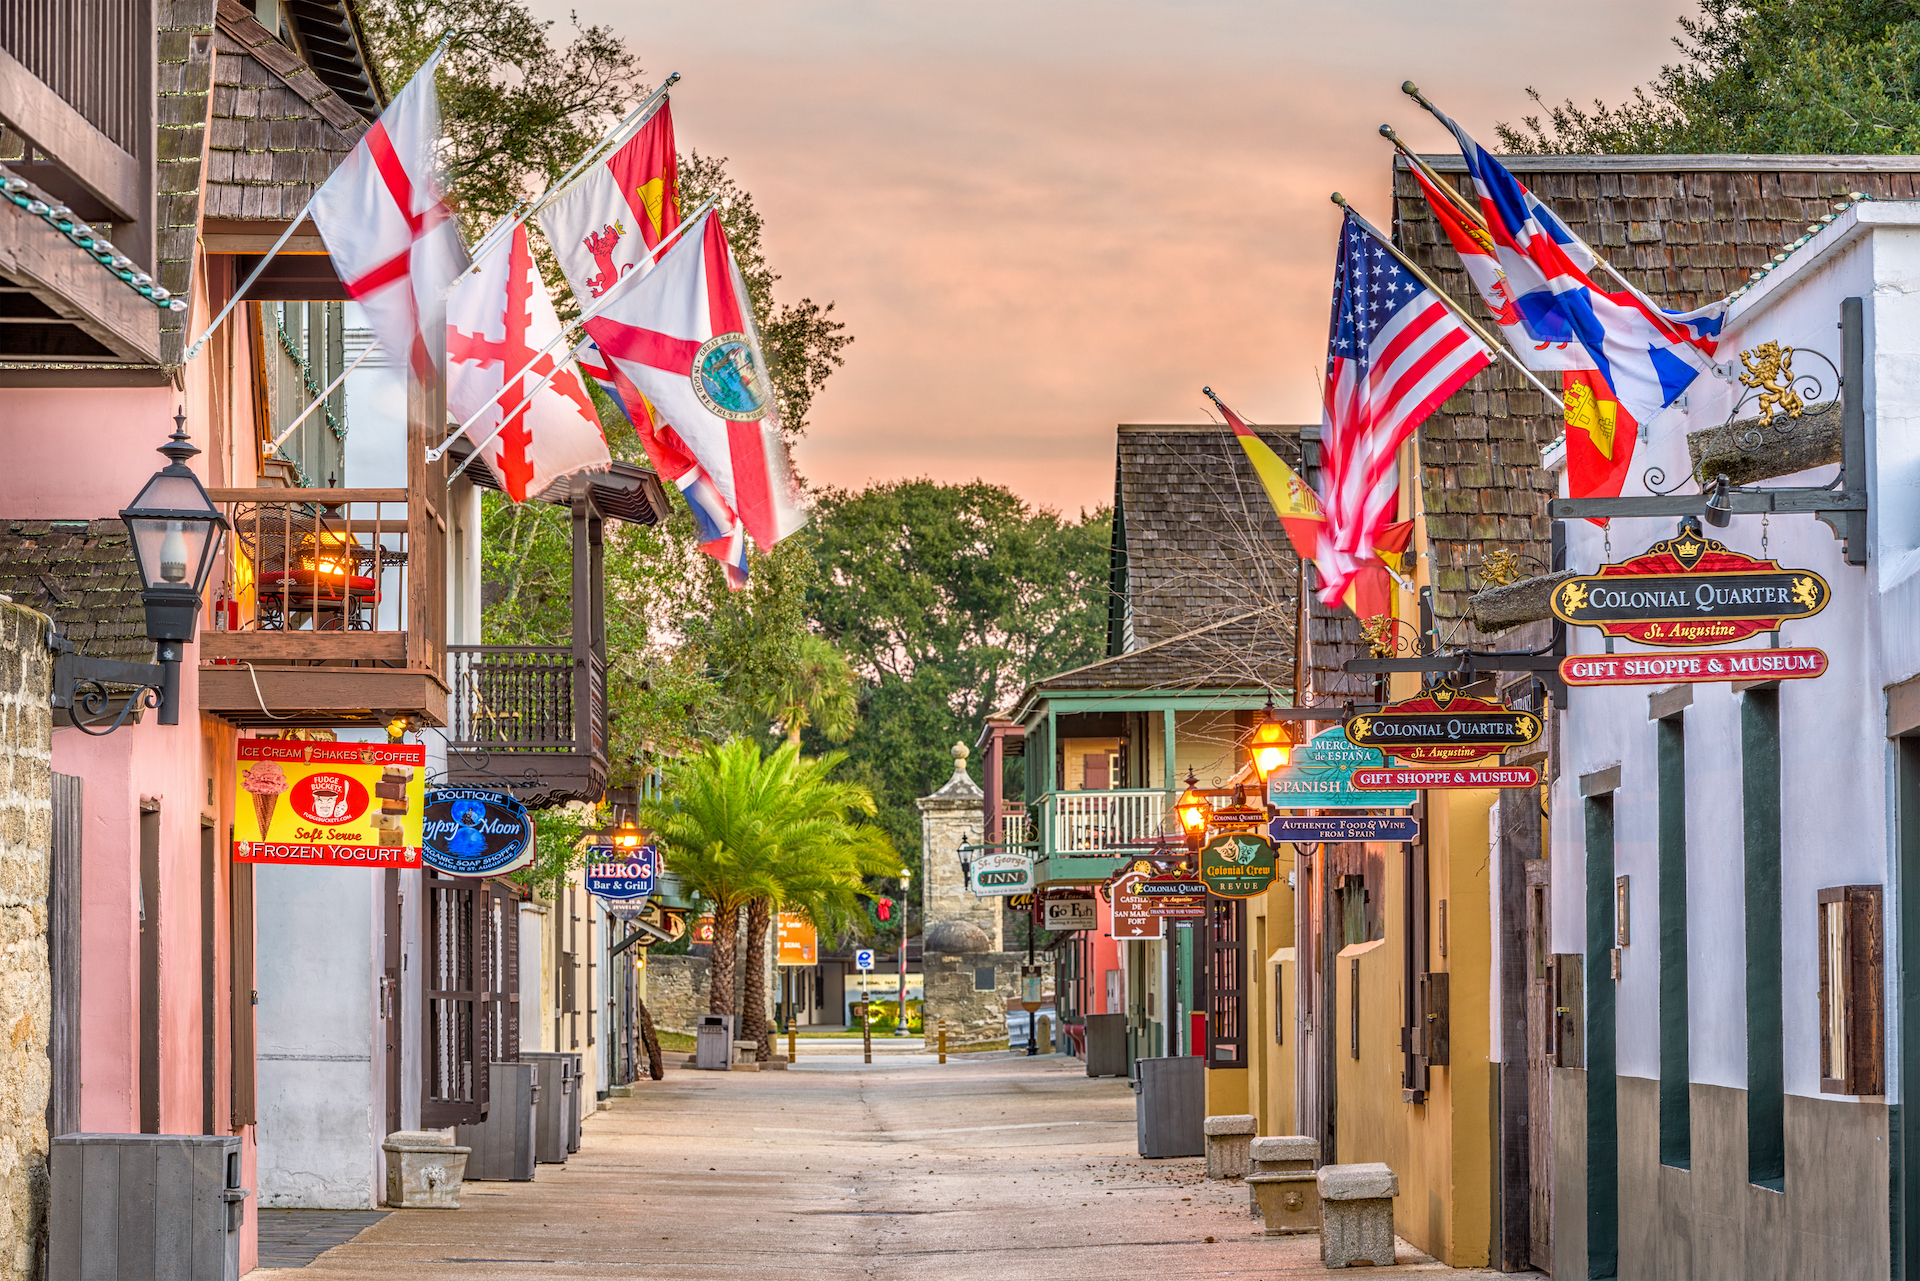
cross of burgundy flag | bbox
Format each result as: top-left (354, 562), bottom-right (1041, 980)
top-left (445, 224), bottom-right (610, 502)
top-left (1318, 212), bottom-right (1491, 608)
top-left (310, 49), bottom-right (468, 382)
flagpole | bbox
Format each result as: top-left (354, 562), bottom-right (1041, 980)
top-left (262, 340), bottom-right (377, 457)
top-left (1379, 125), bottom-right (1487, 230)
top-left (428, 192), bottom-right (721, 474)
top-left (182, 38), bottom-right (454, 365)
top-left (1330, 193), bottom-right (1561, 403)
top-left (461, 73), bottom-right (681, 278)
top-left (1399, 81), bottom-right (1647, 300)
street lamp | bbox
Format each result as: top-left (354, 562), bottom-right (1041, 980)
top-left (613, 818), bottom-right (645, 851)
top-left (119, 411), bottom-right (228, 725)
top-left (1247, 697), bottom-right (1297, 784)
top-left (1176, 768), bottom-right (1211, 850)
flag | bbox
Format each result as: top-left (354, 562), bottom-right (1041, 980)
top-left (1434, 110), bottom-right (1728, 429)
top-left (1318, 212), bottom-right (1491, 608)
top-left (445, 225), bottom-right (609, 502)
top-left (569, 210), bottom-right (806, 552)
top-left (1563, 369), bottom-right (1638, 522)
top-left (1216, 396), bottom-right (1326, 563)
top-left (310, 48), bottom-right (468, 382)
top-left (539, 100), bottom-right (680, 300)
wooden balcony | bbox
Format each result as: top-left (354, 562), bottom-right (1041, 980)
top-left (198, 486), bottom-right (448, 728)
top-left (443, 645), bottom-right (607, 807)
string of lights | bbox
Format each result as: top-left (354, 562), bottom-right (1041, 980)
top-left (0, 168), bottom-right (187, 312)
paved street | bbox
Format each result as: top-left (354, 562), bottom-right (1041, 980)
top-left (257, 1053), bottom-right (1519, 1279)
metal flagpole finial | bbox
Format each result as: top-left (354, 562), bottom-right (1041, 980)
top-left (1330, 192), bottom-right (1349, 208)
top-left (1402, 80), bottom-right (1431, 107)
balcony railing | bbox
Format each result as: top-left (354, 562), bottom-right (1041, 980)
top-left (999, 804), bottom-right (1028, 847)
top-left (444, 645), bottom-right (608, 805)
top-left (1043, 789), bottom-right (1168, 855)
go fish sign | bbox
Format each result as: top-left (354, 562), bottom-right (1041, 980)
top-left (233, 740), bottom-right (424, 867)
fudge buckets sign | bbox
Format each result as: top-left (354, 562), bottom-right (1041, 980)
top-left (234, 741), bottom-right (424, 867)
top-left (422, 788), bottom-right (535, 878)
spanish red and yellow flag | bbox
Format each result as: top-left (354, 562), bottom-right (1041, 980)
top-left (1563, 368), bottom-right (1638, 523)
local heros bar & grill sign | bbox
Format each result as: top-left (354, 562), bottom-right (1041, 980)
top-left (585, 842), bottom-right (657, 900)
top-left (1343, 683), bottom-right (1542, 766)
top-left (422, 788), bottom-right (535, 878)
top-left (234, 741), bottom-right (424, 866)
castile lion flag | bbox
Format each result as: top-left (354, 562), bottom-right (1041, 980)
top-left (445, 224), bottom-right (610, 502)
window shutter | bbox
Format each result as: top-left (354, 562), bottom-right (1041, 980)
top-left (1203, 897), bottom-right (1246, 1067)
top-left (229, 857), bottom-right (257, 1128)
top-left (1821, 884), bottom-right (1884, 1096)
top-left (422, 871), bottom-right (490, 1126)
top-left (497, 883), bottom-right (520, 1061)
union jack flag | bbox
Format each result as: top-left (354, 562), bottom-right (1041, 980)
top-left (1317, 211), bottom-right (1491, 606)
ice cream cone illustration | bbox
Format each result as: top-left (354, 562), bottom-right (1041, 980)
top-left (242, 761), bottom-right (288, 838)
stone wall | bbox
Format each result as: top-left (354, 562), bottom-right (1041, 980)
top-left (918, 744), bottom-right (1001, 948)
top-left (641, 956), bottom-right (710, 1036)
top-left (0, 603), bottom-right (53, 1281)
top-left (921, 951), bottom-right (1023, 1051)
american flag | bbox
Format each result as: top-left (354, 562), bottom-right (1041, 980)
top-left (1316, 211), bottom-right (1491, 606)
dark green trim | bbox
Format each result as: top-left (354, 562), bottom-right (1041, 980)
top-left (1742, 690), bottom-right (1785, 1191)
top-left (1586, 793), bottom-right (1619, 1281)
top-left (1657, 716), bottom-right (1691, 1170)
top-left (1896, 738), bottom-right (1920, 1279)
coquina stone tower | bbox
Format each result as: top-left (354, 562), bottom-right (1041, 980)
top-left (916, 743), bottom-right (1000, 949)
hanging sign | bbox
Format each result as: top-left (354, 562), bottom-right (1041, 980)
top-left (1110, 870), bottom-right (1165, 940)
top-left (1270, 815), bottom-right (1420, 844)
top-left (1199, 832), bottom-right (1278, 899)
top-left (421, 788), bottom-right (534, 878)
top-left (1353, 766), bottom-right (1539, 790)
top-left (1560, 646), bottom-right (1828, 686)
top-left (602, 900), bottom-right (647, 922)
top-left (1549, 532), bottom-right (1830, 647)
top-left (1043, 888), bottom-right (1098, 932)
top-left (1344, 684), bottom-right (1542, 766)
top-left (234, 741), bottom-right (424, 867)
top-left (777, 913), bottom-right (819, 965)
top-left (968, 850), bottom-right (1035, 896)
top-left (1137, 877), bottom-right (1208, 919)
top-left (1266, 726), bottom-right (1416, 810)
top-left (1007, 893), bottom-right (1035, 912)
top-left (584, 842), bottom-right (656, 900)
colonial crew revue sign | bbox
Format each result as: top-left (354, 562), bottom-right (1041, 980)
top-left (234, 741), bottom-right (424, 867)
top-left (1200, 833), bottom-right (1278, 898)
top-left (1344, 683), bottom-right (1542, 766)
top-left (1549, 532), bottom-right (1830, 646)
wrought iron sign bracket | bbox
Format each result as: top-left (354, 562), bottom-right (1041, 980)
top-left (46, 627), bottom-right (165, 736)
top-left (1546, 298), bottom-right (1869, 567)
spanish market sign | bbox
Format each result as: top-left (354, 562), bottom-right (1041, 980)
top-left (1269, 815), bottom-right (1420, 844)
top-left (1560, 646), bottom-right (1828, 687)
top-left (1353, 766), bottom-right (1539, 790)
top-left (235, 741), bottom-right (424, 867)
top-left (585, 842), bottom-right (656, 900)
top-left (1549, 532), bottom-right (1830, 647)
top-left (968, 850), bottom-right (1036, 896)
top-left (1344, 684), bottom-right (1543, 766)
top-left (1110, 870), bottom-right (1165, 940)
top-left (1200, 832), bottom-right (1278, 899)
top-left (421, 788), bottom-right (535, 878)
top-left (1266, 726), bottom-right (1416, 810)
top-left (1043, 888), bottom-right (1098, 931)
top-left (1136, 877), bottom-right (1208, 919)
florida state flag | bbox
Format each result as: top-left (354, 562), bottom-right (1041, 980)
top-left (1563, 369), bottom-right (1639, 524)
top-left (445, 225), bottom-right (609, 501)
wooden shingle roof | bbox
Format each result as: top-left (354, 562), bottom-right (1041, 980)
top-left (0, 520), bottom-right (151, 663)
top-left (203, 0), bottom-right (368, 221)
top-left (1395, 153), bottom-right (1920, 630)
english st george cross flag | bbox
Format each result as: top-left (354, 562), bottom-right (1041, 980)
top-left (1318, 212), bottom-right (1491, 607)
top-left (537, 102), bottom-right (757, 584)
top-left (310, 48), bottom-right (468, 382)
top-left (445, 224), bottom-right (610, 502)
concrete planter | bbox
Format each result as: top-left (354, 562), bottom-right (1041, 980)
top-left (1248, 1172), bottom-right (1320, 1235)
top-left (1248, 1134), bottom-right (1319, 1216)
top-left (383, 1131), bottom-right (470, 1209)
top-left (1202, 1114), bottom-right (1256, 1180)
top-left (1318, 1162), bottom-right (1398, 1268)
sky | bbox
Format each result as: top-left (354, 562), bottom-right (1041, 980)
top-left (534, 0), bottom-right (1697, 514)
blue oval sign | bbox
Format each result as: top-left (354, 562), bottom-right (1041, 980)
top-left (585, 843), bottom-right (656, 900)
top-left (422, 788), bottom-right (534, 878)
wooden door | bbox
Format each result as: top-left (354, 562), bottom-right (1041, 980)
top-left (1526, 859), bottom-right (1554, 1271)
top-left (422, 870), bottom-right (490, 1126)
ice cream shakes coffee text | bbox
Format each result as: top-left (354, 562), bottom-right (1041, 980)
top-left (234, 740), bottom-right (426, 866)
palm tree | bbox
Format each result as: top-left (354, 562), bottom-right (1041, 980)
top-left (641, 738), bottom-right (899, 1055)
top-left (760, 632), bottom-right (858, 747)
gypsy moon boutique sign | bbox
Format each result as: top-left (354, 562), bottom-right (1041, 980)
top-left (422, 788), bottom-right (534, 878)
top-left (1200, 833), bottom-right (1278, 899)
top-left (968, 851), bottom-right (1036, 896)
top-left (1549, 532), bottom-right (1830, 647)
top-left (1266, 726), bottom-right (1417, 810)
top-left (1353, 766), bottom-right (1539, 790)
top-left (1344, 684), bottom-right (1542, 766)
top-left (1561, 646), bottom-right (1829, 687)
top-left (234, 741), bottom-right (424, 867)
top-left (585, 843), bottom-right (656, 900)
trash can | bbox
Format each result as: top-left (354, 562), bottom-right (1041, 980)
top-left (695, 1014), bottom-right (735, 1070)
top-left (49, 1134), bottom-right (249, 1280)
top-left (523, 1052), bottom-right (572, 1163)
top-left (1136, 1055), bottom-right (1205, 1158)
top-left (566, 1052), bottom-right (584, 1152)
top-left (457, 1061), bottom-right (539, 1180)
top-left (1085, 1013), bottom-right (1129, 1078)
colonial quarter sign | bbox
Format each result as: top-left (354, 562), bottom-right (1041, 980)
top-left (1549, 532), bottom-right (1830, 647)
top-left (1343, 683), bottom-right (1543, 766)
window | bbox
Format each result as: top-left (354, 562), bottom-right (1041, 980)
top-left (1818, 885), bottom-right (1884, 1096)
top-left (974, 966), bottom-right (996, 992)
top-left (1205, 898), bottom-right (1246, 1066)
